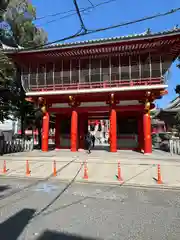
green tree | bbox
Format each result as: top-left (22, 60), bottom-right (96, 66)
top-left (0, 0), bottom-right (15, 122)
top-left (3, 0), bottom-right (47, 47)
top-left (1, 0), bottom-right (47, 139)
top-left (0, 47), bottom-right (15, 122)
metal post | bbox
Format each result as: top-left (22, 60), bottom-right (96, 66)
top-left (36, 65), bottom-right (39, 89)
top-left (100, 58), bottom-right (102, 84)
top-left (129, 55), bottom-right (132, 80)
top-left (44, 64), bottom-right (47, 88)
top-left (160, 55), bottom-right (162, 77)
top-left (149, 52), bottom-right (152, 81)
top-left (70, 60), bottom-right (72, 84)
top-left (79, 59), bottom-right (81, 84)
top-left (109, 56), bottom-right (111, 85)
top-left (119, 55), bottom-right (121, 81)
top-left (139, 55), bottom-right (141, 81)
top-left (52, 63), bottom-right (55, 90)
top-left (61, 60), bottom-right (63, 86)
top-left (28, 65), bottom-right (31, 90)
top-left (89, 57), bottom-right (91, 84)
top-left (21, 67), bottom-right (24, 89)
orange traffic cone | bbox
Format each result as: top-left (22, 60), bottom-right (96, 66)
top-left (83, 161), bottom-right (88, 179)
top-left (3, 160), bottom-right (7, 173)
top-left (117, 161), bottom-right (123, 182)
top-left (26, 160), bottom-right (30, 176)
top-left (157, 164), bottom-right (163, 184)
top-left (53, 160), bottom-right (57, 177)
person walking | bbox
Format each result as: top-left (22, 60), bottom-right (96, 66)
top-left (92, 134), bottom-right (95, 148)
top-left (85, 131), bottom-right (92, 154)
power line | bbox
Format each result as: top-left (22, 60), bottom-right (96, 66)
top-left (73, 0), bottom-right (87, 32)
top-left (88, 7), bottom-right (180, 32)
top-left (36, 0), bottom-right (120, 27)
top-left (35, 9), bottom-right (81, 21)
top-left (35, 0), bottom-right (118, 21)
top-left (27, 7), bottom-right (180, 50)
top-left (87, 0), bottom-right (95, 7)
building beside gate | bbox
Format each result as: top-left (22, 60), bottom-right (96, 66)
top-left (4, 28), bottom-right (180, 154)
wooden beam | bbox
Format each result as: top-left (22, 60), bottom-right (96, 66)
top-left (49, 105), bottom-right (144, 113)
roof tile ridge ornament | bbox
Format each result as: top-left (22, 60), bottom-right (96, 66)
top-left (173, 24), bottom-right (179, 31)
top-left (144, 28), bottom-right (152, 35)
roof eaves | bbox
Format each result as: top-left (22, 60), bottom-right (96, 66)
top-left (3, 27), bottom-right (180, 54)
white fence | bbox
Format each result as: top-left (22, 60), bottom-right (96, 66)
top-left (169, 139), bottom-right (180, 155)
top-left (4, 139), bottom-right (34, 154)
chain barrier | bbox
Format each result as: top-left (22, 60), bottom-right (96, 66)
top-left (4, 139), bottom-right (34, 154)
top-left (169, 139), bottom-right (180, 155)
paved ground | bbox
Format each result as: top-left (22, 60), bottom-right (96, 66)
top-left (0, 150), bottom-right (180, 188)
top-left (2, 149), bottom-right (179, 161)
top-left (0, 178), bottom-right (180, 239)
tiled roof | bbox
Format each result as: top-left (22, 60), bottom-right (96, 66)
top-left (2, 27), bottom-right (180, 52)
top-left (163, 96), bottom-right (180, 111)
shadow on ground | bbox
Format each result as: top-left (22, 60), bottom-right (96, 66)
top-left (0, 208), bottom-right (35, 240)
top-left (0, 208), bottom-right (100, 240)
top-left (0, 185), bottom-right (11, 199)
top-left (36, 230), bottom-right (101, 240)
top-left (0, 185), bottom-right (10, 192)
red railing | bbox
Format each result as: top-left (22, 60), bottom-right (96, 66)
top-left (28, 78), bottom-right (165, 92)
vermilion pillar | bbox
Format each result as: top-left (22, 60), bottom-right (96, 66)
top-left (55, 114), bottom-right (60, 149)
top-left (71, 110), bottom-right (78, 152)
top-left (138, 116), bottom-right (144, 152)
top-left (110, 108), bottom-right (117, 152)
top-left (143, 111), bottom-right (152, 154)
top-left (42, 112), bottom-right (49, 152)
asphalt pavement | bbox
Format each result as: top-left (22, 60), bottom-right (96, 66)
top-left (0, 178), bottom-right (180, 240)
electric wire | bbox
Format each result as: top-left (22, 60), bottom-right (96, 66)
top-left (25, 7), bottom-right (180, 50)
top-left (35, 0), bottom-right (119, 22)
top-left (73, 0), bottom-right (87, 32)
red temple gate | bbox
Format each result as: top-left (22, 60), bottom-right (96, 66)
top-left (4, 28), bottom-right (180, 154)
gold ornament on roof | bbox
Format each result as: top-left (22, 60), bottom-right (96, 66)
top-left (69, 95), bottom-right (76, 106)
top-left (145, 101), bottom-right (150, 111)
top-left (145, 91), bottom-right (151, 97)
top-left (41, 105), bottom-right (47, 113)
top-left (160, 90), bottom-right (168, 96)
top-left (110, 93), bottom-right (114, 104)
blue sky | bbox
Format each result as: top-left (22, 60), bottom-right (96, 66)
top-left (32, 0), bottom-right (180, 108)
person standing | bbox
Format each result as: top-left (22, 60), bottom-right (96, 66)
top-left (92, 134), bottom-right (95, 148)
top-left (85, 131), bottom-right (92, 154)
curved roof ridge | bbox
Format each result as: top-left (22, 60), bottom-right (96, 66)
top-left (165, 96), bottom-right (180, 110)
top-left (2, 27), bottom-right (180, 52)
